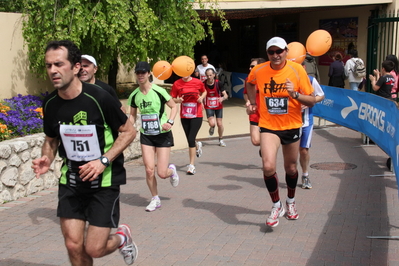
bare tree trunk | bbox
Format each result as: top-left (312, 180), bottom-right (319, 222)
top-left (108, 58), bottom-right (118, 91)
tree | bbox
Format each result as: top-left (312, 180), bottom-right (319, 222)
top-left (0, 0), bottom-right (24, 12)
top-left (21, 0), bottom-right (229, 89)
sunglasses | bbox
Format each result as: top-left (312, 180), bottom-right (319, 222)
top-left (135, 71), bottom-right (147, 75)
top-left (267, 49), bottom-right (286, 55)
top-left (249, 65), bottom-right (255, 69)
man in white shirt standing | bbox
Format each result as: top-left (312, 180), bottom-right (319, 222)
top-left (195, 55), bottom-right (216, 82)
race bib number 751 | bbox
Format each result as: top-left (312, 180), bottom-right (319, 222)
top-left (60, 124), bottom-right (101, 161)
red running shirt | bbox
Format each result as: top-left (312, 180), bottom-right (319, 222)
top-left (171, 78), bottom-right (206, 118)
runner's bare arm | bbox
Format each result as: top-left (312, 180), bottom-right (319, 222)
top-left (246, 82), bottom-right (257, 113)
top-left (286, 78), bottom-right (316, 107)
top-left (31, 136), bottom-right (59, 178)
top-left (129, 107), bottom-right (138, 127)
top-left (198, 91), bottom-right (207, 103)
top-left (79, 120), bottom-right (136, 181)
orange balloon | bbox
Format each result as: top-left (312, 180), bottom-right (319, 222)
top-left (306, 29), bottom-right (332, 56)
top-left (172, 56), bottom-right (195, 77)
top-left (287, 42), bottom-right (306, 64)
top-left (152, 60), bottom-right (172, 80)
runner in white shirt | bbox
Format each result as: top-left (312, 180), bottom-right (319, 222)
top-left (195, 55), bottom-right (216, 82)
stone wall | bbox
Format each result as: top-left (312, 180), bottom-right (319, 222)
top-left (0, 132), bottom-right (141, 204)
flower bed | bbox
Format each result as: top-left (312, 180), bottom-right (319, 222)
top-left (0, 93), bottom-right (46, 140)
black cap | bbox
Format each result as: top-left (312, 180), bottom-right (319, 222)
top-left (135, 61), bottom-right (151, 72)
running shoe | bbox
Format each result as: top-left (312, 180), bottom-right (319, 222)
top-left (116, 224), bottom-right (138, 265)
top-left (301, 176), bottom-right (312, 189)
top-left (168, 164), bottom-right (179, 188)
top-left (187, 164), bottom-right (196, 175)
top-left (286, 201), bottom-right (299, 220)
top-left (219, 139), bottom-right (226, 147)
top-left (146, 197), bottom-right (161, 212)
top-left (209, 127), bottom-right (215, 136)
top-left (196, 141), bottom-right (203, 157)
top-left (266, 204), bottom-right (285, 227)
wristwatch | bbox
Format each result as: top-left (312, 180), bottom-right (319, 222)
top-left (99, 156), bottom-right (110, 167)
top-left (167, 119), bottom-right (174, 125)
top-left (293, 91), bottom-right (299, 99)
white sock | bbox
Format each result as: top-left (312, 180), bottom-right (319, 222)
top-left (119, 234), bottom-right (126, 247)
top-left (272, 200), bottom-right (281, 208)
top-left (152, 195), bottom-right (160, 200)
top-left (302, 172), bottom-right (309, 177)
top-left (286, 197), bottom-right (295, 204)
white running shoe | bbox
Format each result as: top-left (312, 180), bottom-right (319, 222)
top-left (196, 141), bottom-right (203, 157)
top-left (266, 204), bottom-right (285, 227)
top-left (168, 164), bottom-right (179, 187)
top-left (116, 224), bottom-right (138, 265)
top-left (187, 164), bottom-right (196, 175)
top-left (301, 176), bottom-right (312, 189)
top-left (286, 201), bottom-right (299, 220)
top-left (219, 139), bottom-right (226, 147)
top-left (146, 197), bottom-right (161, 212)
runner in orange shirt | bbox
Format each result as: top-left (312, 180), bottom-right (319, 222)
top-left (246, 37), bottom-right (316, 227)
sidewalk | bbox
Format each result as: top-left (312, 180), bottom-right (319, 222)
top-left (1, 100), bottom-right (398, 265)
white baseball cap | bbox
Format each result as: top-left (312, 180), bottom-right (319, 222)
top-left (266, 37), bottom-right (288, 50)
top-left (81, 55), bottom-right (97, 67)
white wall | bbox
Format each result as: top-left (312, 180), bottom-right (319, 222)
top-left (0, 12), bottom-right (52, 99)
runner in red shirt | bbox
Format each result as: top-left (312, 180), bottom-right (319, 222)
top-left (243, 58), bottom-right (266, 147)
top-left (171, 76), bottom-right (207, 175)
top-left (203, 68), bottom-right (228, 147)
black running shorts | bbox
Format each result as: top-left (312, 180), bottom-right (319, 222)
top-left (260, 127), bottom-right (302, 145)
top-left (57, 184), bottom-right (120, 228)
top-left (140, 131), bottom-right (174, 147)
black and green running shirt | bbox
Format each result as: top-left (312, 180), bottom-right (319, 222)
top-left (42, 82), bottom-right (128, 188)
top-left (128, 84), bottom-right (171, 135)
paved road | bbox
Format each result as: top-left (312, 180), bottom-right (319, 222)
top-left (1, 125), bottom-right (398, 265)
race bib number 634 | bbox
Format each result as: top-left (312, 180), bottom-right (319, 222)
top-left (265, 97), bottom-right (288, 114)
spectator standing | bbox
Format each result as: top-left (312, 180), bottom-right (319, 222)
top-left (243, 57), bottom-right (266, 147)
top-left (300, 62), bottom-right (325, 189)
top-left (303, 53), bottom-right (320, 83)
top-left (369, 60), bottom-right (395, 100)
top-left (128, 61), bottom-right (179, 212)
top-left (328, 53), bottom-right (345, 88)
top-left (203, 68), bottom-right (228, 146)
top-left (195, 55), bottom-right (216, 82)
top-left (246, 37), bottom-right (315, 227)
top-left (344, 50), bottom-right (365, 91)
top-left (32, 40), bottom-right (137, 265)
top-left (171, 75), bottom-right (207, 175)
top-left (386, 54), bottom-right (399, 99)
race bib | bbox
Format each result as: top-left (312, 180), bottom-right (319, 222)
top-left (182, 102), bottom-right (197, 118)
top-left (265, 97), bottom-right (288, 114)
top-left (60, 124), bottom-right (101, 161)
top-left (141, 114), bottom-right (161, 135)
top-left (207, 96), bottom-right (219, 108)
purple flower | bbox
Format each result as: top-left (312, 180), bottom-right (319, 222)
top-left (0, 93), bottom-right (47, 138)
